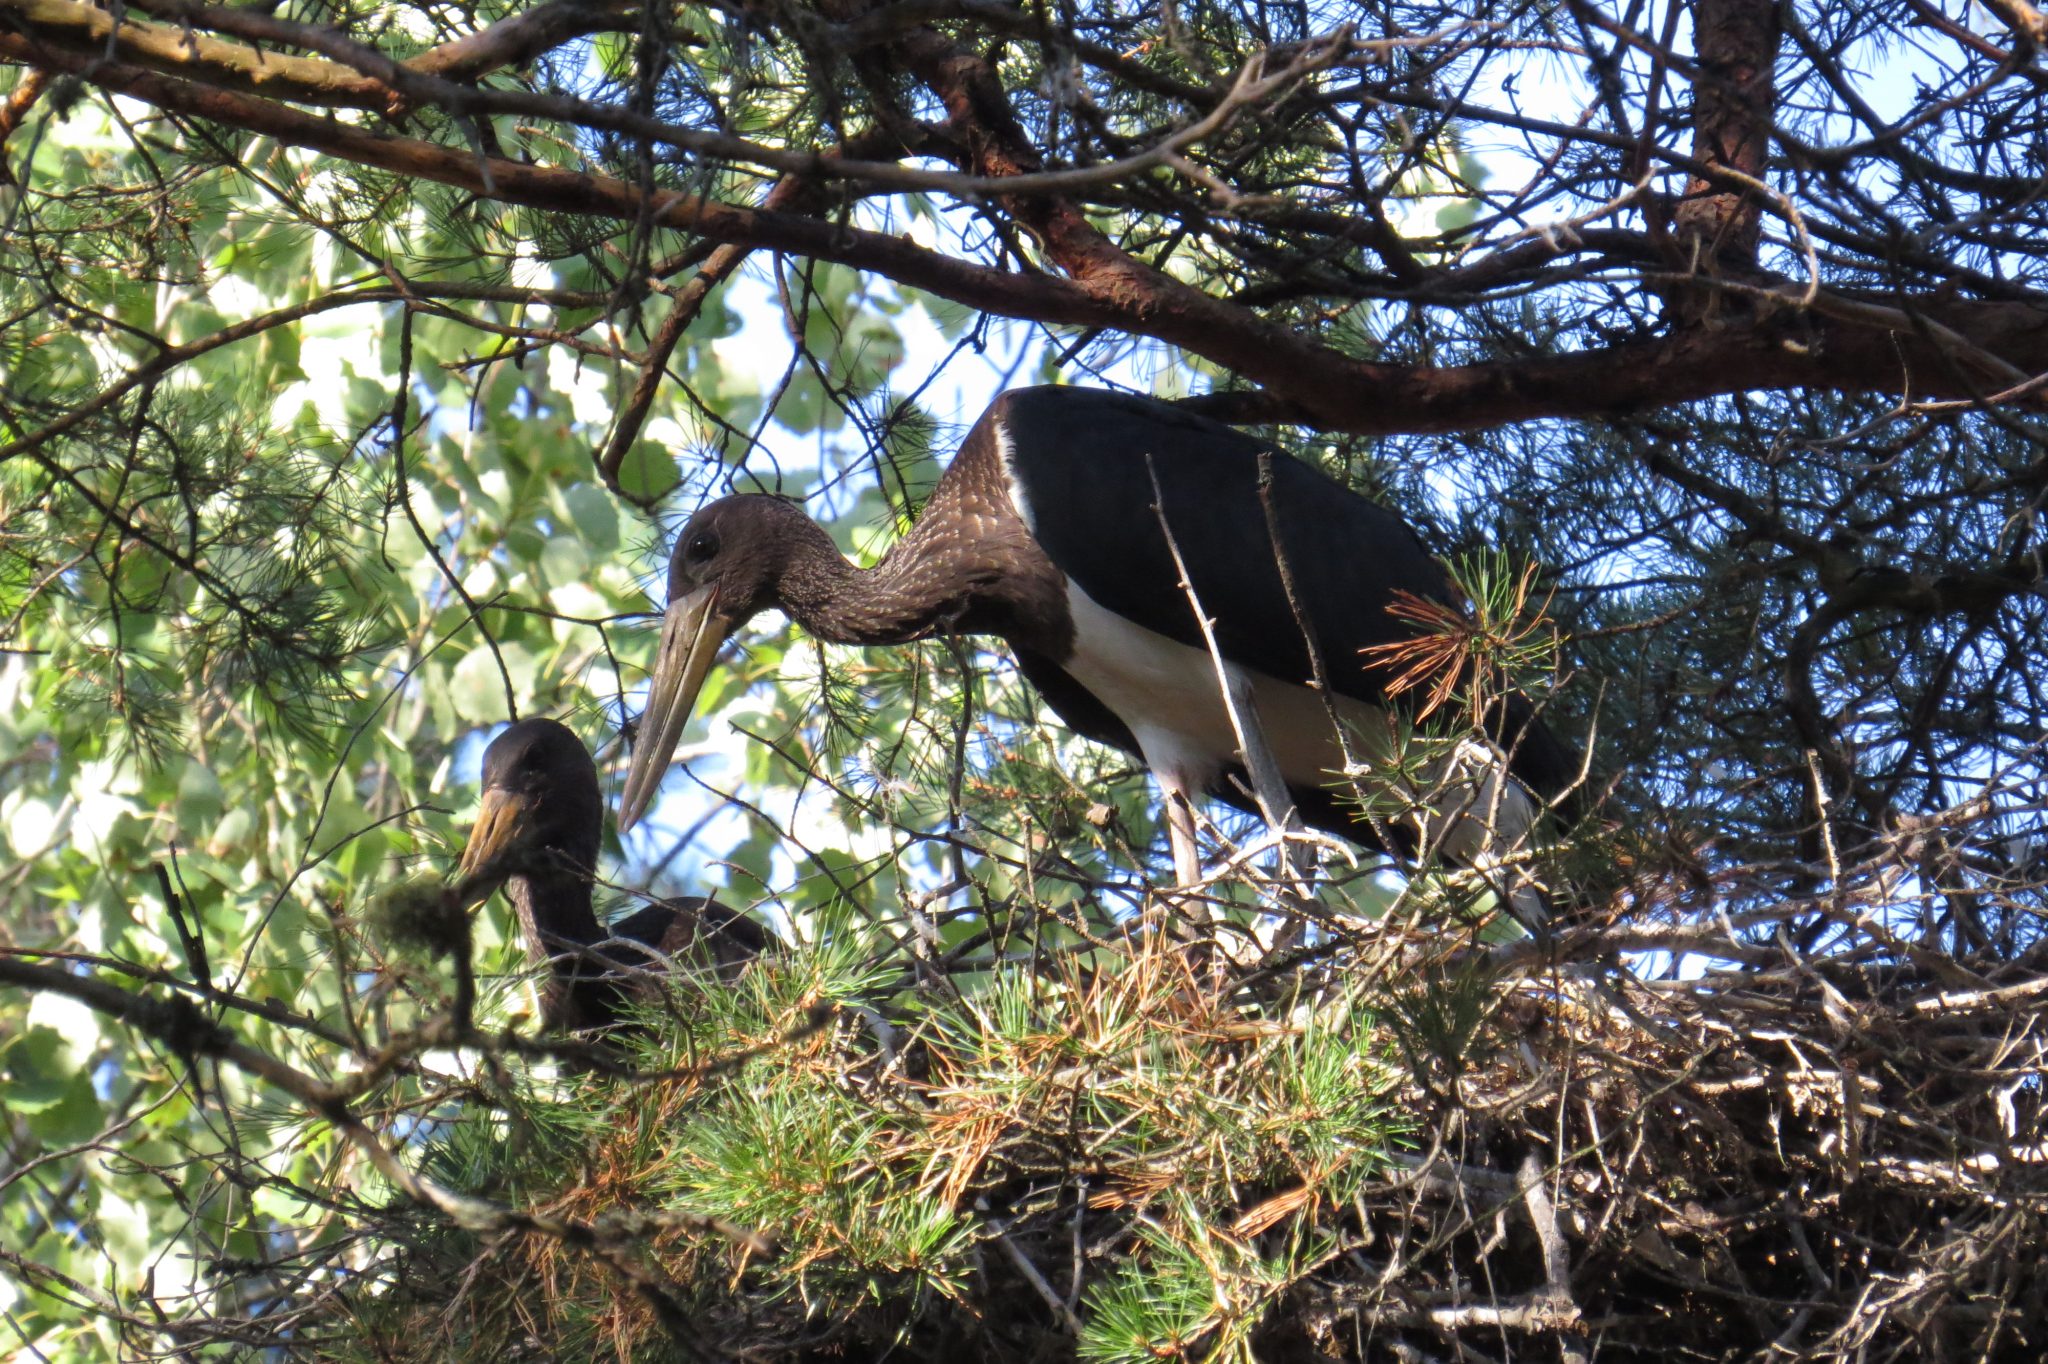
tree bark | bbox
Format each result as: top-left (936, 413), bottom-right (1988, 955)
top-left (1671, 0), bottom-right (1782, 319)
top-left (3, 6), bottom-right (2041, 441)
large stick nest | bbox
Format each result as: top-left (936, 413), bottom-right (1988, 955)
top-left (331, 849), bottom-right (2045, 1364)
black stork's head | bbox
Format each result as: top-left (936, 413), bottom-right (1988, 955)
top-left (458, 717), bottom-right (603, 898)
top-left (619, 495), bottom-right (826, 831)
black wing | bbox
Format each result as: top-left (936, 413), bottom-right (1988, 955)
top-left (994, 386), bottom-right (1576, 798)
top-left (609, 897), bottom-right (777, 959)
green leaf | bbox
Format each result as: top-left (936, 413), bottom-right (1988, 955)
top-left (260, 323), bottom-right (306, 383)
top-left (176, 759), bottom-right (225, 829)
top-left (562, 484), bottom-right (621, 554)
top-left (0, 1026), bottom-right (73, 1115)
top-left (615, 442), bottom-right (680, 501)
top-left (540, 534), bottom-right (590, 585)
top-left (449, 646), bottom-right (513, 724)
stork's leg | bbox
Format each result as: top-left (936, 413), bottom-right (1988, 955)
top-left (1163, 784), bottom-right (1205, 893)
top-left (1137, 760), bottom-right (1213, 943)
top-left (1153, 774), bottom-right (1225, 992)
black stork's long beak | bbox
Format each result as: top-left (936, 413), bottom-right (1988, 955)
top-left (456, 784), bottom-right (539, 903)
top-left (618, 583), bottom-right (730, 833)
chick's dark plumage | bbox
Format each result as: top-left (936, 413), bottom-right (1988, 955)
top-left (458, 718), bottom-right (772, 1034)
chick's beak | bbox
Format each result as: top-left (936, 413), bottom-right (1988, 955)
top-left (456, 785), bottom-right (539, 904)
top-left (618, 584), bottom-right (730, 833)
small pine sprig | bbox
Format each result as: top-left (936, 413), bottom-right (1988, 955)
top-left (1361, 551), bottom-right (1559, 725)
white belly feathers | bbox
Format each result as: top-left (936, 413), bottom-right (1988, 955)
top-left (1059, 580), bottom-right (1370, 797)
top-left (1057, 580), bottom-right (1540, 881)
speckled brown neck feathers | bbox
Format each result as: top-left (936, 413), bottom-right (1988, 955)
top-left (751, 414), bottom-right (1074, 653)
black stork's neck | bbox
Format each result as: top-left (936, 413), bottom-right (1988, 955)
top-left (503, 853), bottom-right (629, 1035)
top-left (747, 484), bottom-right (1068, 654)
top-left (769, 514), bottom-right (967, 644)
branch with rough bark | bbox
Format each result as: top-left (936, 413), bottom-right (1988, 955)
top-left (1, 0), bottom-right (2044, 439)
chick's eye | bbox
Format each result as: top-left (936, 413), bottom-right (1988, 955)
top-left (685, 532), bottom-right (718, 562)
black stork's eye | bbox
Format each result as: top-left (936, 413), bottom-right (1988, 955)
top-left (684, 530), bottom-right (719, 564)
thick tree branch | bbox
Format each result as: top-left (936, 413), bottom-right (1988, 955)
top-left (0, 0), bottom-right (645, 111)
top-left (3, 31), bottom-right (2046, 438)
top-left (405, 0), bottom-right (644, 81)
top-left (1670, 0), bottom-right (1782, 312)
top-left (0, 0), bottom-right (394, 109)
top-left (0, 0), bottom-right (1322, 203)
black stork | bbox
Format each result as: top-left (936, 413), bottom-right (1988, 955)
top-left (458, 718), bottom-right (772, 1033)
top-left (618, 386), bottom-right (1576, 916)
